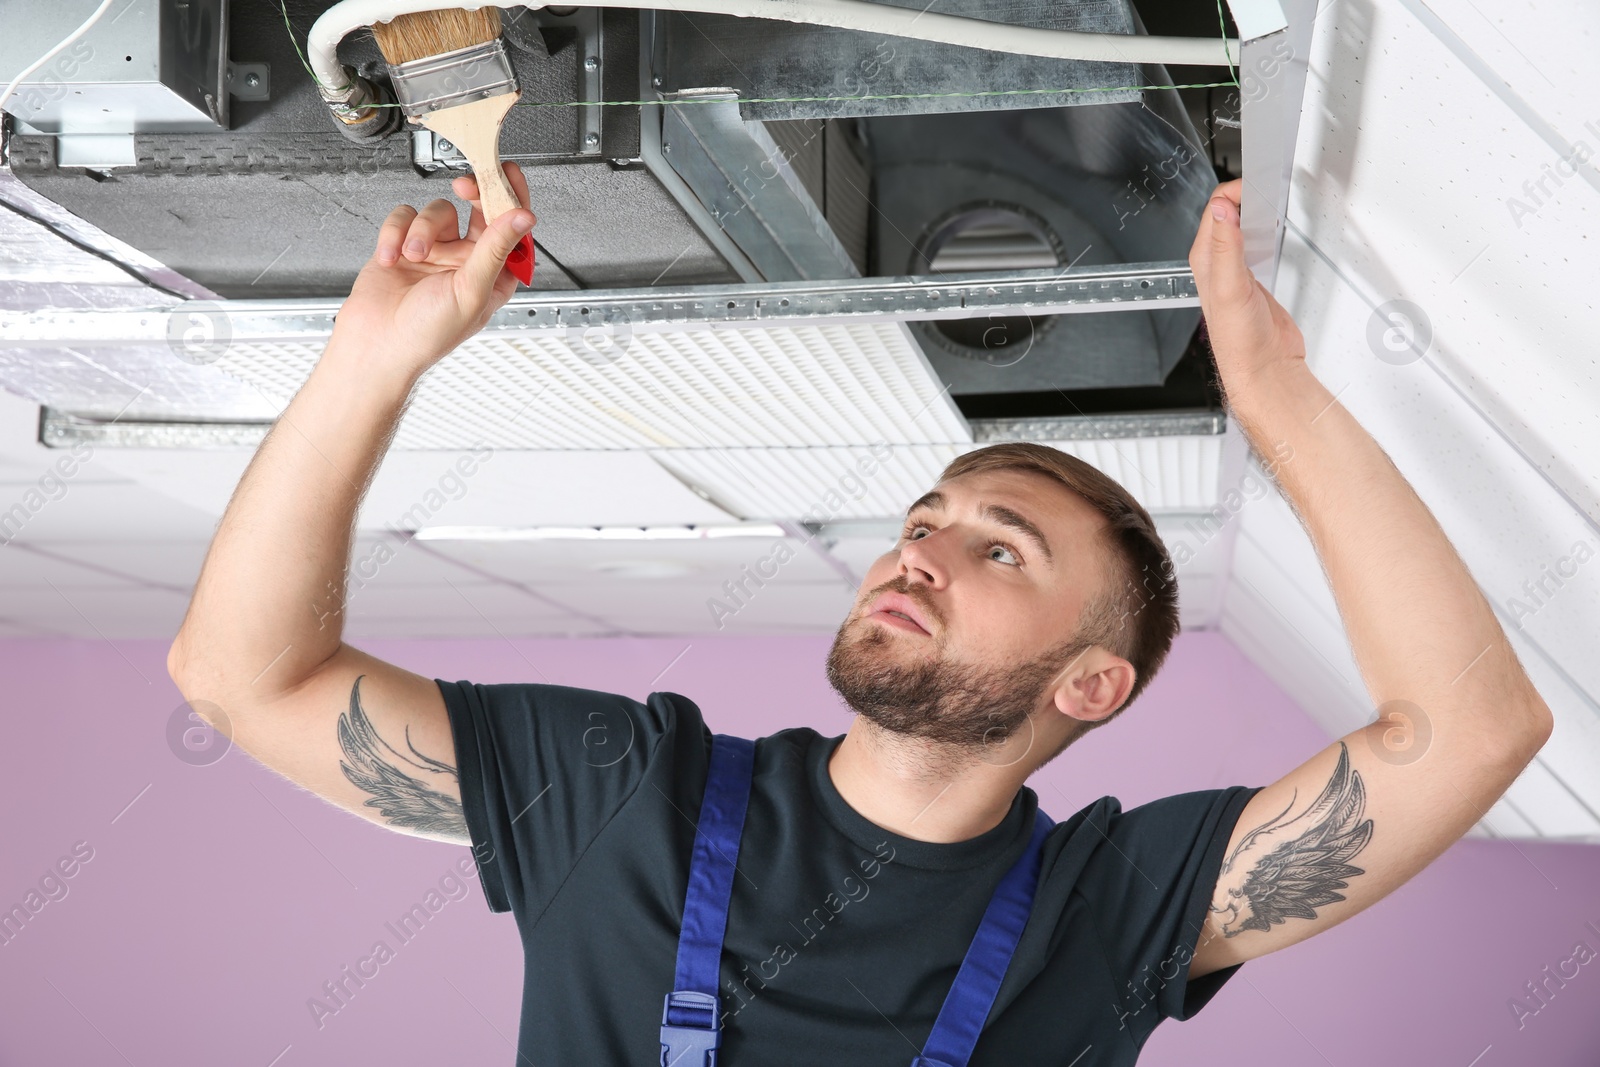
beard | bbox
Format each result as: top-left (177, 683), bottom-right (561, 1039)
top-left (824, 600), bottom-right (1094, 757)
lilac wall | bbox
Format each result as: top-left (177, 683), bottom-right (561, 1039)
top-left (2, 631), bottom-right (1596, 1065)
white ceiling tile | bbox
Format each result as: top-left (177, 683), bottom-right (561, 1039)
top-left (354, 450), bottom-right (740, 529)
top-left (576, 578), bottom-right (856, 635)
top-left (0, 482), bottom-right (222, 542)
top-left (0, 586), bottom-right (189, 640)
top-left (1403, 0), bottom-right (1597, 144)
top-left (1498, 755), bottom-right (1600, 838)
top-left (425, 536), bottom-right (845, 586)
top-left (0, 544), bottom-right (146, 589)
top-left (340, 581), bottom-right (616, 640)
top-left (87, 447), bottom-right (741, 531)
top-left (349, 538), bottom-right (510, 587)
top-left (655, 444), bottom-right (957, 522)
top-left (1478, 796), bottom-right (1542, 838)
top-left (822, 535), bottom-right (894, 583)
top-left (344, 616), bottom-right (619, 640)
top-left (1219, 565), bottom-right (1370, 742)
top-left (1290, 4), bottom-right (1600, 522)
top-left (30, 540), bottom-right (208, 589)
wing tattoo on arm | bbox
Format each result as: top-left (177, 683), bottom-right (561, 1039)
top-left (337, 674), bottom-right (467, 837)
top-left (1210, 742), bottom-right (1374, 937)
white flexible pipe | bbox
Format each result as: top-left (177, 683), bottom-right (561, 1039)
top-left (307, 0), bottom-right (1240, 93)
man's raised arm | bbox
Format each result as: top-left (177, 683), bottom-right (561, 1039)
top-left (1184, 180), bottom-right (1554, 980)
top-left (166, 166), bottom-right (536, 844)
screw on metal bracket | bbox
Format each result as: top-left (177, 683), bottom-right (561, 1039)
top-left (225, 62), bottom-right (271, 101)
top-left (584, 55), bottom-right (600, 71)
top-left (584, 132), bottom-right (600, 148)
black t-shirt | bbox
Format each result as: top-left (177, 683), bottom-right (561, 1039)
top-left (438, 679), bottom-right (1263, 1066)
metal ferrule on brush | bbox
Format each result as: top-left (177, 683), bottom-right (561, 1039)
top-left (387, 37), bottom-right (519, 118)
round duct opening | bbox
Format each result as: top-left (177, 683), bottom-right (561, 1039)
top-left (911, 205), bottom-right (1062, 364)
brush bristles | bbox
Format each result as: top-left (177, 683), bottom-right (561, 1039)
top-left (371, 8), bottom-right (503, 66)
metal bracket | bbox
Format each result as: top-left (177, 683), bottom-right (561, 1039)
top-left (225, 62), bottom-right (271, 102)
top-left (578, 8), bottom-right (604, 155)
top-left (660, 90), bottom-right (860, 282)
top-left (412, 130), bottom-right (471, 172)
top-left (55, 134), bottom-right (136, 169)
top-left (531, 5), bottom-right (605, 156)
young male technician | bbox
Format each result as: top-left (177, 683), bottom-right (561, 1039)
top-left (167, 164), bottom-right (1553, 1065)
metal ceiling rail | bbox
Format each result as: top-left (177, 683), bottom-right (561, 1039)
top-left (37, 407), bottom-right (1225, 450)
top-left (0, 261), bottom-right (1201, 344)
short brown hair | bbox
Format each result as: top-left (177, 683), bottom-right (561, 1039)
top-left (935, 442), bottom-right (1180, 739)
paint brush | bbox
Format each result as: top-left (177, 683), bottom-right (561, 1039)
top-left (371, 8), bottom-right (535, 285)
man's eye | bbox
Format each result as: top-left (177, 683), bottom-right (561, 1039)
top-left (989, 543), bottom-right (1020, 566)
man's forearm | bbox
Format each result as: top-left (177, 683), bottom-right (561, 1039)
top-left (1225, 360), bottom-right (1552, 748)
top-left (170, 340), bottom-right (419, 696)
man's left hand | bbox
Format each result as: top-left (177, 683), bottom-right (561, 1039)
top-left (1188, 179), bottom-right (1308, 404)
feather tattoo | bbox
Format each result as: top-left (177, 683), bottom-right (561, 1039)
top-left (337, 674), bottom-right (467, 837)
top-left (1210, 742), bottom-right (1374, 937)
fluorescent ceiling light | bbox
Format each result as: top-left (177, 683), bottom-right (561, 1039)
top-left (411, 523), bottom-right (789, 542)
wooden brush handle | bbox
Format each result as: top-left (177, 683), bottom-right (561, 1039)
top-left (417, 91), bottom-right (523, 224)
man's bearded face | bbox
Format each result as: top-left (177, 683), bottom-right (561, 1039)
top-left (825, 576), bottom-right (1093, 757)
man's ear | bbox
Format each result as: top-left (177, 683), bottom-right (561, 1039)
top-left (1051, 647), bottom-right (1136, 727)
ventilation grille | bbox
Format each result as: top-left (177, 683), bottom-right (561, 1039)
top-left (211, 321), bottom-right (970, 450)
top-left (651, 434), bottom-right (1223, 520)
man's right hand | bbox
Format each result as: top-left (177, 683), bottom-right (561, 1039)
top-left (332, 160), bottom-right (536, 380)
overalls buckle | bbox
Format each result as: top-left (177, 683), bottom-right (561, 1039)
top-left (660, 989), bottom-right (722, 1067)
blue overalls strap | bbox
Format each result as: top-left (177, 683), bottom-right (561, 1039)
top-left (661, 733), bottom-right (756, 1067)
top-left (910, 807), bottom-right (1056, 1067)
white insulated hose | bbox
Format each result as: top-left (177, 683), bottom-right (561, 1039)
top-left (306, 0), bottom-right (1241, 95)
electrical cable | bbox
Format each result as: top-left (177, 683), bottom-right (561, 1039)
top-left (0, 0), bottom-right (123, 117)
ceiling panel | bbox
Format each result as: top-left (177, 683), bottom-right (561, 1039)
top-left (0, 543), bottom-right (147, 589)
top-left (425, 534), bottom-right (845, 586)
top-left (197, 320), bottom-right (971, 451)
top-left (571, 577), bottom-right (858, 635)
top-left (1215, 0), bottom-right (1600, 842)
top-left (0, 585), bottom-right (190, 640)
top-left (341, 580), bottom-right (578, 628)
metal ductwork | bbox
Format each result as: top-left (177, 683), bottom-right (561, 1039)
top-left (1, 0), bottom-right (1253, 451)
